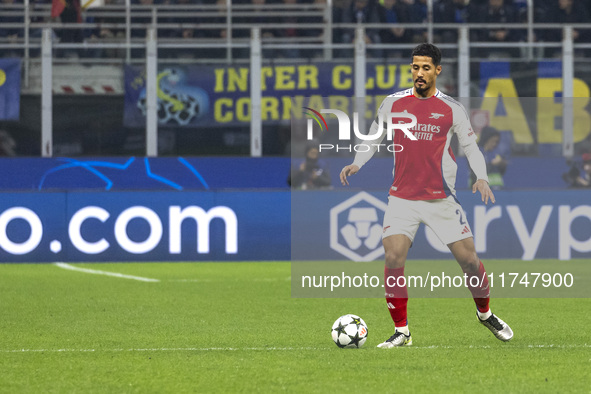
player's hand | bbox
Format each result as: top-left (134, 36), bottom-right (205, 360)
top-left (472, 179), bottom-right (495, 205)
top-left (340, 164), bottom-right (359, 186)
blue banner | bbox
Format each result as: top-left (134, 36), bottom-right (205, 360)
top-left (0, 58), bottom-right (21, 121)
top-left (123, 63), bottom-right (413, 127)
top-left (0, 191), bottom-right (290, 262)
top-left (0, 157), bottom-right (291, 191)
top-left (1, 189), bottom-right (590, 262)
top-left (0, 156), bottom-right (575, 191)
top-left (292, 190), bottom-right (591, 261)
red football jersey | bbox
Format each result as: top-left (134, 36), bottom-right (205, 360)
top-left (353, 88), bottom-right (479, 200)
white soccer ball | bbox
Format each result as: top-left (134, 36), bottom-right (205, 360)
top-left (331, 314), bottom-right (368, 348)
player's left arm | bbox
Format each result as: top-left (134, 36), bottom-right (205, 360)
top-left (453, 104), bottom-right (495, 205)
top-left (463, 141), bottom-right (495, 204)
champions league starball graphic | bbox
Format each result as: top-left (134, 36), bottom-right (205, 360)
top-left (137, 68), bottom-right (210, 126)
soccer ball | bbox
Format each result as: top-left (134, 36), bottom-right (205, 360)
top-left (331, 314), bottom-right (368, 348)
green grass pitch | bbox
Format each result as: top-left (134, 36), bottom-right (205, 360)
top-left (0, 261), bottom-right (589, 393)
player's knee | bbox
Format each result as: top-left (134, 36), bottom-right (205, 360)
top-left (458, 252), bottom-right (480, 272)
top-left (384, 250), bottom-right (405, 268)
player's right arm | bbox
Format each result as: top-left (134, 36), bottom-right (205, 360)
top-left (340, 99), bottom-right (390, 186)
top-left (340, 164), bottom-right (359, 186)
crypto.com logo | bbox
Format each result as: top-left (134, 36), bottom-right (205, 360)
top-left (330, 192), bottom-right (387, 262)
top-left (304, 107), bottom-right (418, 153)
top-left (0, 205), bottom-right (238, 256)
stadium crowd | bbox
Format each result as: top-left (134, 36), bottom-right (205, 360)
top-left (1, 0), bottom-right (590, 59)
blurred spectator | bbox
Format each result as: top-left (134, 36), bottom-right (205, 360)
top-left (231, 0), bottom-right (276, 58)
top-left (379, 0), bottom-right (411, 57)
top-left (533, 0), bottom-right (550, 43)
top-left (85, 0), bottom-right (126, 59)
top-left (132, 0), bottom-right (155, 39)
top-left (0, 0), bottom-right (24, 57)
top-left (471, 126), bottom-right (508, 189)
top-left (299, 0), bottom-right (331, 59)
top-left (82, 0), bottom-right (110, 58)
top-left (0, 130), bottom-right (17, 156)
top-left (563, 153), bottom-right (591, 188)
top-left (196, 0), bottom-right (229, 59)
top-left (340, 0), bottom-right (383, 58)
top-left (434, 0), bottom-right (471, 44)
top-left (541, 0), bottom-right (590, 58)
top-left (288, 141), bottom-right (332, 190)
top-left (129, 0), bottom-right (156, 58)
top-left (160, 0), bottom-right (202, 59)
top-left (251, 0), bottom-right (277, 58)
top-left (249, 0), bottom-right (276, 39)
top-left (512, 0), bottom-right (527, 21)
top-left (52, 0), bottom-right (84, 57)
top-left (164, 0), bottom-right (197, 40)
top-left (331, 0), bottom-right (348, 50)
top-left (272, 0), bottom-right (328, 59)
top-left (21, 0), bottom-right (52, 57)
top-left (469, 0), bottom-right (520, 58)
top-left (274, 0), bottom-right (305, 59)
top-left (408, 0), bottom-right (428, 43)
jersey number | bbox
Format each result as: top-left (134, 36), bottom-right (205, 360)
top-left (456, 209), bottom-right (466, 225)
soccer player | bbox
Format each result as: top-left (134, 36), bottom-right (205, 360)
top-left (339, 43), bottom-right (513, 347)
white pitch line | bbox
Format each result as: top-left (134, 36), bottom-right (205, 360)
top-left (54, 262), bottom-right (160, 283)
top-left (3, 344), bottom-right (590, 353)
top-left (167, 277), bottom-right (290, 283)
top-left (2, 347), bottom-right (320, 353)
top-left (168, 279), bottom-right (214, 283)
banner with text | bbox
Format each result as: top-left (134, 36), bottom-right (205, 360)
top-left (0, 191), bottom-right (290, 262)
top-left (478, 61), bottom-right (591, 156)
top-left (292, 190), bottom-right (591, 261)
top-left (123, 63), bottom-right (413, 127)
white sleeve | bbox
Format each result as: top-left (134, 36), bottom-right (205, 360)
top-left (351, 119), bottom-right (387, 169)
top-left (453, 103), bottom-right (489, 183)
top-left (463, 141), bottom-right (489, 183)
top-left (351, 98), bottom-right (391, 169)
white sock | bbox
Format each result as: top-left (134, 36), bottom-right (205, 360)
top-left (396, 326), bottom-right (410, 336)
top-left (477, 309), bottom-right (492, 320)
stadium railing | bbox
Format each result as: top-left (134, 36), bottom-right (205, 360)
top-left (0, 1), bottom-right (590, 157)
top-left (1, 2), bottom-right (589, 64)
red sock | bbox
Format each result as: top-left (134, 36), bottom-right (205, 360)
top-left (384, 266), bottom-right (408, 327)
top-left (462, 261), bottom-right (490, 313)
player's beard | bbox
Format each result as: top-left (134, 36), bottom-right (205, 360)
top-left (414, 79), bottom-right (429, 96)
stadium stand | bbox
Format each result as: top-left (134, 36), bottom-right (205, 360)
top-left (0, 0), bottom-right (590, 157)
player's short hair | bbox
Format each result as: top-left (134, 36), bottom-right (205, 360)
top-left (411, 43), bottom-right (442, 67)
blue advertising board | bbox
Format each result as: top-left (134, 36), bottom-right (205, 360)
top-left (292, 190), bottom-right (591, 261)
top-left (0, 191), bottom-right (290, 262)
top-left (0, 157), bottom-right (291, 191)
top-left (0, 156), bottom-right (577, 191)
top-left (1, 188), bottom-right (590, 262)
